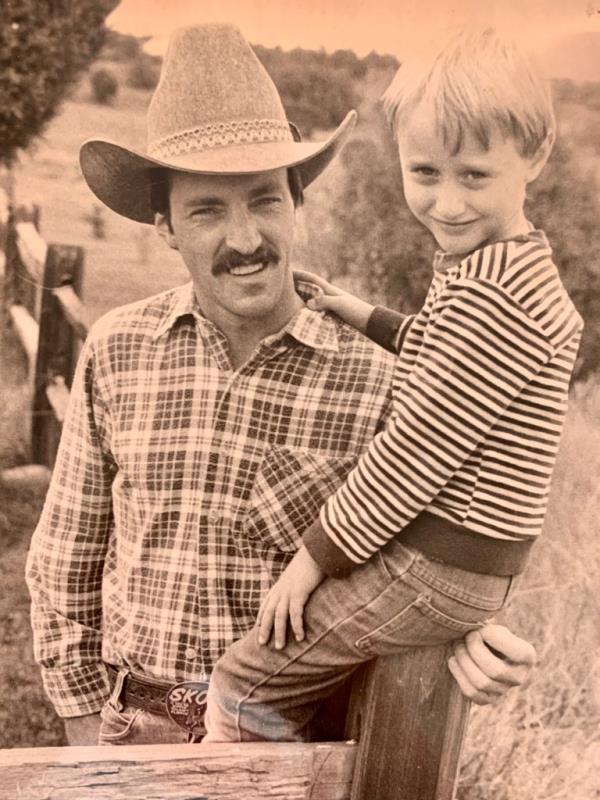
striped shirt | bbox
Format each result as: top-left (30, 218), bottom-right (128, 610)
top-left (26, 280), bottom-right (394, 717)
top-left (304, 231), bottom-right (583, 575)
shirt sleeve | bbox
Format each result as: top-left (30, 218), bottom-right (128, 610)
top-left (303, 278), bottom-right (555, 576)
top-left (25, 334), bottom-right (116, 717)
top-left (365, 305), bottom-right (414, 354)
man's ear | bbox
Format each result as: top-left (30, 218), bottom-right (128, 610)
top-left (526, 131), bottom-right (555, 184)
top-left (155, 213), bottom-right (178, 249)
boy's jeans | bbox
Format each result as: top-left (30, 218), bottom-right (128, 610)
top-left (204, 539), bottom-right (514, 743)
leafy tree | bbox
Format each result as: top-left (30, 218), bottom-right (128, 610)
top-left (0, 0), bottom-right (118, 167)
top-left (127, 54), bottom-right (160, 90)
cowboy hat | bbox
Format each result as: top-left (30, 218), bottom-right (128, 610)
top-left (80, 24), bottom-right (357, 224)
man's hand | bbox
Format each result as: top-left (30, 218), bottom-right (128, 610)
top-left (448, 623), bottom-right (537, 705)
top-left (64, 712), bottom-right (102, 745)
top-left (258, 545), bottom-right (326, 650)
top-left (294, 270), bottom-right (374, 334)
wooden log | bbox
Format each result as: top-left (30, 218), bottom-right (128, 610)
top-left (348, 645), bottom-right (470, 800)
top-left (31, 244), bottom-right (84, 468)
top-left (15, 220), bottom-right (47, 284)
top-left (53, 284), bottom-right (90, 340)
top-left (8, 303), bottom-right (39, 369)
top-left (46, 375), bottom-right (71, 423)
top-left (0, 741), bottom-right (356, 800)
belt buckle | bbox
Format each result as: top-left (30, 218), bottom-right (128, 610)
top-left (166, 681), bottom-right (209, 737)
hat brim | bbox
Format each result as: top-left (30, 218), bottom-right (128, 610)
top-left (80, 111), bottom-right (357, 224)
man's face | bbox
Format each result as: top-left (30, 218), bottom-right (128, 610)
top-left (158, 168), bottom-right (298, 328)
top-left (397, 103), bottom-right (543, 256)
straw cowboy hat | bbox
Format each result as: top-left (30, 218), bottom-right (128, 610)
top-left (80, 23), bottom-right (357, 223)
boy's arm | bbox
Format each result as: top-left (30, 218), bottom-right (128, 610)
top-left (25, 334), bottom-right (115, 719)
top-left (295, 270), bottom-right (413, 354)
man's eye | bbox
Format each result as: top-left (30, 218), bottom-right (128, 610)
top-left (253, 196), bottom-right (281, 207)
top-left (192, 207), bottom-right (221, 217)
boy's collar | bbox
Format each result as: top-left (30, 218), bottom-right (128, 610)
top-left (433, 228), bottom-right (549, 273)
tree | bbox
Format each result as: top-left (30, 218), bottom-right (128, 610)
top-left (0, 0), bottom-right (119, 167)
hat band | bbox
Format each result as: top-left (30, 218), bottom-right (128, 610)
top-left (148, 118), bottom-right (293, 159)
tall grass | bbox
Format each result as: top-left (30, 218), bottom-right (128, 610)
top-left (458, 381), bottom-right (600, 800)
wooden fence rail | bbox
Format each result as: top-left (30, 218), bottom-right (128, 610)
top-left (0, 186), bottom-right (471, 798)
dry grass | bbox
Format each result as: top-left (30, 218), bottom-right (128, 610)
top-left (458, 382), bottom-right (600, 800)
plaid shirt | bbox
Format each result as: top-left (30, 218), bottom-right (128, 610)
top-left (26, 280), bottom-right (394, 717)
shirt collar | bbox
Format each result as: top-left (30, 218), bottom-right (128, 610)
top-left (152, 278), bottom-right (340, 353)
top-left (433, 228), bottom-right (550, 274)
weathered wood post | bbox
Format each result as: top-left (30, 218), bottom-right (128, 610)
top-left (346, 645), bottom-right (470, 800)
top-left (31, 244), bottom-right (84, 467)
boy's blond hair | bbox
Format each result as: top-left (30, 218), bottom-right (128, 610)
top-left (382, 27), bottom-right (555, 158)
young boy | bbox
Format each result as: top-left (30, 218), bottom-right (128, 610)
top-left (203, 28), bottom-right (583, 742)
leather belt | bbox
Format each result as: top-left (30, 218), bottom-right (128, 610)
top-left (106, 663), bottom-right (171, 716)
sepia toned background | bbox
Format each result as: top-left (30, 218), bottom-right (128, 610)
top-left (1, 2), bottom-right (599, 798)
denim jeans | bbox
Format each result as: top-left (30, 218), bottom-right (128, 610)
top-left (98, 669), bottom-right (190, 745)
top-left (203, 539), bottom-right (514, 742)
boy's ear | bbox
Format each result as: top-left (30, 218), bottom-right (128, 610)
top-left (155, 212), bottom-right (178, 250)
top-left (526, 131), bottom-right (555, 184)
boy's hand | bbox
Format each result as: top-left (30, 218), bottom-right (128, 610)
top-left (257, 545), bottom-right (326, 650)
top-left (294, 270), bottom-right (375, 334)
top-left (448, 623), bottom-right (537, 705)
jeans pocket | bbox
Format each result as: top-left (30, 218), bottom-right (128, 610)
top-left (98, 701), bottom-right (142, 744)
top-left (355, 587), bottom-right (496, 657)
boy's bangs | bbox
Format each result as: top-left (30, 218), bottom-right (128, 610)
top-left (382, 28), bottom-right (555, 158)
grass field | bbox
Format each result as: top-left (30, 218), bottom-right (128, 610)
top-left (1, 74), bottom-right (599, 796)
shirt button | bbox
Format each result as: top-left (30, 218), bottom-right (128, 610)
top-left (208, 510), bottom-right (219, 523)
top-left (185, 647), bottom-right (197, 660)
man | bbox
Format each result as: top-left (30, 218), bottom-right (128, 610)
top-left (26, 23), bottom-right (535, 747)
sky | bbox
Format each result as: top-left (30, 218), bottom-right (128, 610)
top-left (107, 0), bottom-right (600, 58)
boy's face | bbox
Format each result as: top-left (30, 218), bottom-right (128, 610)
top-left (397, 103), bottom-right (546, 256)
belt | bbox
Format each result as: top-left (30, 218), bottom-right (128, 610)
top-left (106, 663), bottom-right (171, 716)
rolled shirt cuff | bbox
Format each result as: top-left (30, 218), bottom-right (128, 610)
top-left (40, 662), bottom-right (111, 718)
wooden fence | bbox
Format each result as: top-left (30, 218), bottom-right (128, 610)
top-left (1, 187), bottom-right (89, 469)
top-left (0, 188), bottom-right (471, 799)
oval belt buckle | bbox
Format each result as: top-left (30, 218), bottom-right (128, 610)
top-left (166, 681), bottom-right (210, 738)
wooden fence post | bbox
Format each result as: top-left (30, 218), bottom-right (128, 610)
top-left (346, 645), bottom-right (470, 800)
top-left (31, 244), bottom-right (84, 468)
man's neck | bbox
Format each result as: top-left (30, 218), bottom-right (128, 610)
top-left (206, 293), bottom-right (304, 371)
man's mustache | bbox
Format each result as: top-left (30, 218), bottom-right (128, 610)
top-left (213, 243), bottom-right (280, 274)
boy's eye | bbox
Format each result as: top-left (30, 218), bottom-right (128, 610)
top-left (411, 166), bottom-right (438, 178)
top-left (463, 170), bottom-right (489, 183)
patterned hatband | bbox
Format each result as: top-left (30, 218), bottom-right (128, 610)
top-left (148, 119), bottom-right (293, 158)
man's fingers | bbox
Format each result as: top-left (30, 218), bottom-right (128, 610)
top-left (464, 628), bottom-right (531, 687)
top-left (448, 655), bottom-right (502, 706)
top-left (479, 624), bottom-right (537, 667)
top-left (451, 639), bottom-right (510, 696)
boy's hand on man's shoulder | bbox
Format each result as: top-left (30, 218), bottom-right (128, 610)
top-left (448, 623), bottom-right (537, 705)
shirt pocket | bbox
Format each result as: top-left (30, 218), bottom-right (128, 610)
top-left (243, 446), bottom-right (356, 554)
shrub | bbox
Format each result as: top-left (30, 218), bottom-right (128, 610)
top-left (90, 67), bottom-right (118, 105)
top-left (127, 55), bottom-right (160, 90)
